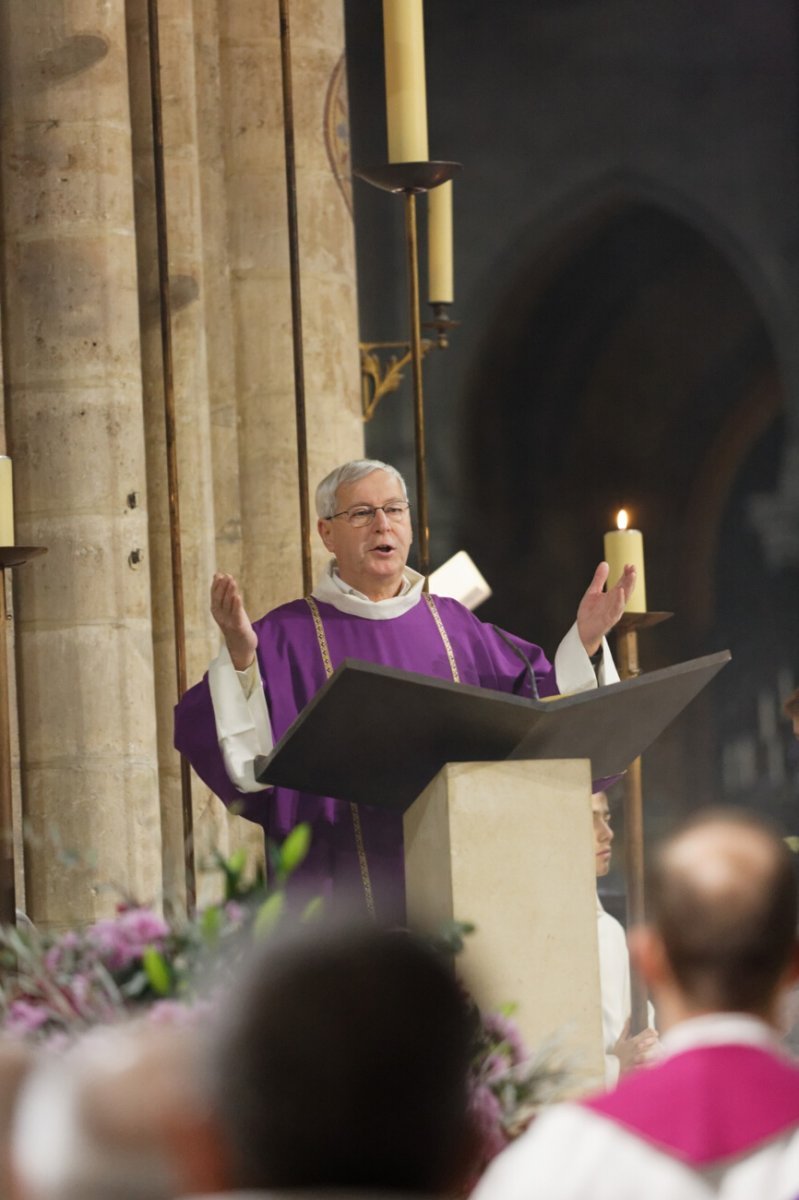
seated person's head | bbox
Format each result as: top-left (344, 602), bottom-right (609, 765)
top-left (592, 791), bottom-right (613, 878)
top-left (205, 922), bottom-right (476, 1195)
top-left (632, 808), bottom-right (798, 1022)
top-left (11, 1022), bottom-right (206, 1200)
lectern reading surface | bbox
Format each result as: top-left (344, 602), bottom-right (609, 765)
top-left (255, 650), bottom-right (730, 811)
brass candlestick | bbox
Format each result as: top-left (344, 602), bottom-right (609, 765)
top-left (615, 609), bottom-right (672, 1033)
top-left (354, 161), bottom-right (461, 581)
top-left (0, 546), bottom-right (47, 925)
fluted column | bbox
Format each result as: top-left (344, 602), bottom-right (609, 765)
top-left (126, 0), bottom-right (238, 910)
top-left (217, 0), bottom-right (364, 615)
top-left (0, 2), bottom-right (162, 926)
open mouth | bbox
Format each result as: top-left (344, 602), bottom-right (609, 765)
top-left (371, 544), bottom-right (395, 556)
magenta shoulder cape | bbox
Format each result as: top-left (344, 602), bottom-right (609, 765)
top-left (584, 1043), bottom-right (799, 1167)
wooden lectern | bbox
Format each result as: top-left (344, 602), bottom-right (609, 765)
top-left (257, 650), bottom-right (729, 1086)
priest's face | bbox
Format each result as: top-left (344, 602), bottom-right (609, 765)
top-left (317, 469), bottom-right (413, 601)
top-left (592, 791), bottom-right (613, 877)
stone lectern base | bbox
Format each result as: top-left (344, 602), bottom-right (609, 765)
top-left (404, 757), bottom-right (604, 1092)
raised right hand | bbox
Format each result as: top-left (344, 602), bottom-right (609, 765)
top-left (210, 573), bottom-right (257, 671)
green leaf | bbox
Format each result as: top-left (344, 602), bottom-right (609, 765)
top-left (201, 905), bottom-right (222, 944)
top-left (785, 836), bottom-right (799, 854)
top-left (253, 892), bottom-right (285, 938)
top-left (277, 823), bottom-right (311, 877)
top-left (142, 946), bottom-right (172, 996)
top-left (428, 918), bottom-right (476, 957)
top-left (301, 895), bottom-right (324, 922)
top-left (227, 848), bottom-right (247, 877)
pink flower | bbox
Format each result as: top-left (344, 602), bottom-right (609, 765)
top-left (68, 973), bottom-right (91, 1008)
top-left (224, 901), bottom-right (246, 927)
top-left (44, 946), bottom-right (62, 973)
top-left (483, 1052), bottom-right (509, 1083)
top-left (147, 998), bottom-right (214, 1027)
top-left (468, 1082), bottom-right (509, 1165)
top-left (88, 908), bottom-right (169, 971)
top-left (6, 1000), bottom-right (52, 1036)
top-left (481, 1011), bottom-right (529, 1066)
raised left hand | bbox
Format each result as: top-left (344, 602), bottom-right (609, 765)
top-left (577, 561), bottom-right (637, 656)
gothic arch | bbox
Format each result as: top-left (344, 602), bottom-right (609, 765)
top-left (459, 183), bottom-right (788, 817)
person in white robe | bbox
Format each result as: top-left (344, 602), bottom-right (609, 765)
top-left (471, 808), bottom-right (799, 1200)
top-left (592, 790), bottom-right (658, 1085)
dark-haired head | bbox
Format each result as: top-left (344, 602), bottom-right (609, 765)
top-left (206, 922), bottom-right (476, 1194)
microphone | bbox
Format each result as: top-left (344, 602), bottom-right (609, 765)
top-left (492, 625), bottom-right (540, 701)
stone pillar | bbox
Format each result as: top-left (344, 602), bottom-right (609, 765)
top-left (0, 2), bottom-right (162, 927)
top-left (191, 0), bottom-right (266, 879)
top-left (216, 0), bottom-right (365, 615)
top-left (125, 0), bottom-right (236, 910)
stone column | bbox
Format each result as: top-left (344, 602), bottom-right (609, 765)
top-left (126, 0), bottom-right (237, 911)
top-left (216, 0), bottom-right (365, 616)
top-left (0, 2), bottom-right (162, 927)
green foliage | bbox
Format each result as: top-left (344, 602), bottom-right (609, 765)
top-left (254, 893), bottom-right (286, 938)
top-left (276, 823), bottom-right (311, 878)
top-left (0, 823), bottom-right (315, 1043)
top-left (142, 947), bottom-right (172, 997)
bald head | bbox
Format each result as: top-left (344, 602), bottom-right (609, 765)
top-left (649, 810), bottom-right (798, 1014)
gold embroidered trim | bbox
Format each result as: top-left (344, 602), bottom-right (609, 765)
top-left (423, 593), bottom-right (461, 683)
top-left (306, 595), bottom-right (334, 678)
top-left (305, 596), bottom-right (376, 920)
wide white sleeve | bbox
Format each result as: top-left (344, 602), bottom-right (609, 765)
top-left (207, 643), bottom-right (273, 793)
top-left (597, 910), bottom-right (631, 1087)
top-left (553, 623), bottom-right (620, 694)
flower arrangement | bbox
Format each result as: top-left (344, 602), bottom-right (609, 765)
top-left (0, 826), bottom-right (576, 1173)
top-left (0, 824), bottom-right (313, 1045)
top-left (468, 1008), bottom-right (578, 1174)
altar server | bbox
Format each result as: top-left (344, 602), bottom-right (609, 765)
top-left (471, 809), bottom-right (799, 1200)
top-left (592, 790), bottom-right (659, 1085)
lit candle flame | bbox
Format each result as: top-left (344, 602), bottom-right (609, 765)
top-left (616, 509), bottom-right (628, 531)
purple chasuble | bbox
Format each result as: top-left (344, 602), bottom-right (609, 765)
top-left (174, 595), bottom-right (556, 920)
top-left (583, 1043), bottom-right (799, 1167)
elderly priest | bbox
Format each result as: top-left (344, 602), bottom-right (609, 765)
top-left (174, 459), bottom-right (636, 918)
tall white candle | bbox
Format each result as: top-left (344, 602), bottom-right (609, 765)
top-left (603, 509), bottom-right (646, 613)
top-left (428, 180), bottom-right (453, 303)
top-left (383, 0), bottom-right (429, 163)
top-left (0, 457), bottom-right (13, 547)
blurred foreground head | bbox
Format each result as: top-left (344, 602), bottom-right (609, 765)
top-left (0, 1039), bottom-right (34, 1197)
top-left (207, 922), bottom-right (476, 1194)
top-left (11, 1021), bottom-right (206, 1200)
top-left (633, 808), bottom-right (798, 1021)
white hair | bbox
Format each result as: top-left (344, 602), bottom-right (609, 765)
top-left (11, 1024), bottom-right (201, 1200)
top-left (315, 459), bottom-right (408, 519)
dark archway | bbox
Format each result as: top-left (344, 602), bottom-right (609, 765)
top-left (460, 196), bottom-right (795, 838)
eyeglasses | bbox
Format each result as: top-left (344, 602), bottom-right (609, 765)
top-left (328, 501), bottom-right (411, 527)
